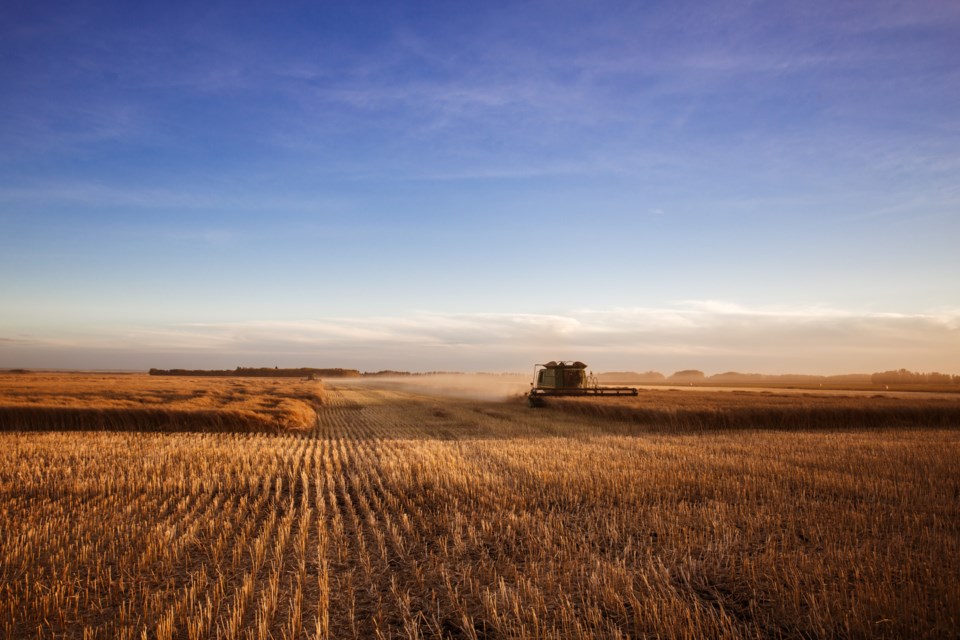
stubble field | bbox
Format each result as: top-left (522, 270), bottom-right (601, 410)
top-left (1, 374), bottom-right (958, 639)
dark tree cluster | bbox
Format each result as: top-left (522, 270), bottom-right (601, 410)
top-left (870, 369), bottom-right (960, 385)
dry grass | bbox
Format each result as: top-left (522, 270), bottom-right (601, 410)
top-left (0, 373), bottom-right (324, 432)
top-left (0, 381), bottom-right (958, 638)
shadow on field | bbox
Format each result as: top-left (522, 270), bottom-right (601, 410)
top-left (310, 389), bottom-right (960, 441)
top-left (0, 407), bottom-right (288, 433)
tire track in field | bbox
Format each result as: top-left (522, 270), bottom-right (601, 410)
top-left (312, 388), bottom-right (442, 637)
top-left (316, 386), bottom-right (565, 636)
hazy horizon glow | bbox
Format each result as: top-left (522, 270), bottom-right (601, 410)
top-left (2, 1), bottom-right (958, 374)
top-left (3, 303), bottom-right (958, 375)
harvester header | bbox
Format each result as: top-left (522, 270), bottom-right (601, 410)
top-left (528, 360), bottom-right (638, 407)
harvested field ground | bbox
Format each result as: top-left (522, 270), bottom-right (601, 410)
top-left (1, 377), bottom-right (958, 638)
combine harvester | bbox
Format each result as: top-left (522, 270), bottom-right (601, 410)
top-left (528, 361), bottom-right (638, 407)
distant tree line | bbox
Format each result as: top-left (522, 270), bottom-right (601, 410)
top-left (359, 371), bottom-right (527, 377)
top-left (870, 369), bottom-right (960, 385)
top-left (362, 370), bottom-right (413, 377)
top-left (148, 367), bottom-right (361, 378)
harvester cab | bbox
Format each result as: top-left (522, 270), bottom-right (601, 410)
top-left (528, 361), bottom-right (638, 407)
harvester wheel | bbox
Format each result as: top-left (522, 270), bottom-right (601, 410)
top-left (528, 394), bottom-right (545, 408)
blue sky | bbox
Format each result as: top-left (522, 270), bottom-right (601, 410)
top-left (1, 0), bottom-right (958, 373)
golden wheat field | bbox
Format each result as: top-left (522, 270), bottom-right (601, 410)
top-left (1, 375), bottom-right (959, 639)
top-left (0, 373), bottom-right (322, 432)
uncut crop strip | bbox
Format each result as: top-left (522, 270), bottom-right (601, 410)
top-left (1, 385), bottom-right (959, 638)
top-left (0, 374), bottom-right (324, 433)
top-left (550, 391), bottom-right (960, 432)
